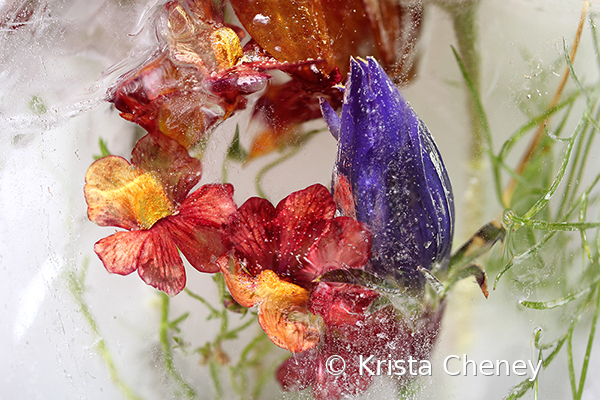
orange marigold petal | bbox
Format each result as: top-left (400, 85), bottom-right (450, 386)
top-left (94, 230), bottom-right (150, 275)
top-left (255, 270), bottom-right (322, 353)
top-left (229, 0), bottom-right (335, 81)
top-left (84, 156), bottom-right (174, 230)
top-left (137, 221), bottom-right (186, 296)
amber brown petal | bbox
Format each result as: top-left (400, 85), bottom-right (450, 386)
top-left (229, 0), bottom-right (335, 80)
top-left (218, 254), bottom-right (258, 308)
top-left (131, 133), bottom-right (203, 206)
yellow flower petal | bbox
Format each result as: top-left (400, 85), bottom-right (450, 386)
top-left (211, 27), bottom-right (243, 70)
top-left (255, 270), bottom-right (322, 353)
top-left (85, 156), bottom-right (175, 230)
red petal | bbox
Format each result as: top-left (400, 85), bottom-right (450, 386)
top-left (308, 282), bottom-right (379, 327)
top-left (165, 216), bottom-right (225, 273)
top-left (136, 221), bottom-right (186, 296)
top-left (94, 230), bottom-right (150, 275)
top-left (273, 184), bottom-right (336, 278)
top-left (131, 133), bottom-right (203, 206)
top-left (332, 174), bottom-right (356, 218)
top-left (227, 197), bottom-right (277, 276)
top-left (300, 216), bottom-right (371, 285)
top-left (276, 350), bottom-right (317, 392)
top-left (177, 184), bottom-right (236, 226)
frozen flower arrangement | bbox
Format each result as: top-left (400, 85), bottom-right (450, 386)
top-left (83, 0), bottom-right (505, 398)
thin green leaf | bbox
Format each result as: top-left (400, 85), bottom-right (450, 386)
top-left (590, 15), bottom-right (600, 73)
top-left (520, 285), bottom-right (593, 310)
top-left (184, 288), bottom-right (219, 315)
top-left (580, 193), bottom-right (593, 261)
top-left (499, 95), bottom-right (577, 161)
top-left (505, 379), bottom-right (535, 400)
top-left (225, 124), bottom-right (247, 162)
top-left (508, 213), bottom-right (600, 232)
top-left (575, 281), bottom-right (600, 399)
top-left (494, 230), bottom-right (557, 289)
top-left (93, 137), bottom-right (112, 160)
top-left (169, 312), bottom-right (190, 332)
top-left (522, 121), bottom-right (580, 220)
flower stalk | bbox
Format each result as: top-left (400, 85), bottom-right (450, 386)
top-left (443, 0), bottom-right (486, 235)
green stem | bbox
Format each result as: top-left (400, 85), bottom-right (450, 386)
top-left (67, 269), bottom-right (144, 400)
top-left (447, 1), bottom-right (487, 233)
top-left (575, 280), bottom-right (600, 399)
top-left (255, 128), bottom-right (323, 199)
top-left (159, 293), bottom-right (197, 399)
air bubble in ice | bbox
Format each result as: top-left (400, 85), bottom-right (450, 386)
top-left (253, 14), bottom-right (270, 25)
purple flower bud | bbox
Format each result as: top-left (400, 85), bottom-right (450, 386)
top-left (322, 57), bottom-right (454, 289)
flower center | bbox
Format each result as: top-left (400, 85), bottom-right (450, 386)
top-left (120, 172), bottom-right (174, 229)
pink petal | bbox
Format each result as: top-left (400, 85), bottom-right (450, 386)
top-left (137, 221), bottom-right (186, 296)
top-left (332, 174), bottom-right (356, 218)
top-left (273, 184), bottom-right (336, 277)
top-left (131, 132), bottom-right (203, 206)
top-left (94, 230), bottom-right (150, 275)
top-left (227, 196), bottom-right (277, 275)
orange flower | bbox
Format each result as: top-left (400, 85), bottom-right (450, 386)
top-left (84, 133), bottom-right (236, 295)
top-left (217, 184), bottom-right (375, 353)
top-left (232, 0), bottom-right (424, 159)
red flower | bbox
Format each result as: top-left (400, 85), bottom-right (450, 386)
top-left (277, 305), bottom-right (444, 400)
top-left (84, 133), bottom-right (236, 295)
top-left (217, 184), bottom-right (376, 353)
top-left (108, 0), bottom-right (300, 150)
